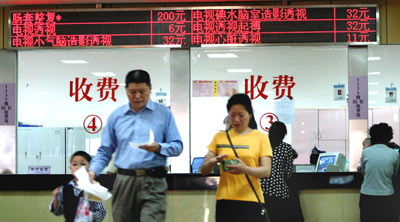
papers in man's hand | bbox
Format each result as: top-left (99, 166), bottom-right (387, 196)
top-left (129, 129), bottom-right (154, 148)
top-left (74, 166), bottom-right (112, 201)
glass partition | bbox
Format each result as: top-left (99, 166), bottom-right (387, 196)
top-left (368, 45), bottom-right (400, 145)
top-left (0, 126), bottom-right (15, 174)
top-left (0, 51), bottom-right (17, 174)
top-left (14, 45), bottom-right (400, 174)
top-left (190, 46), bottom-right (349, 169)
top-left (17, 48), bottom-right (171, 174)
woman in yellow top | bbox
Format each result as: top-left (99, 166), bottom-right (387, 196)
top-left (201, 93), bottom-right (273, 222)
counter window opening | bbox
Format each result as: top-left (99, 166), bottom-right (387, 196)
top-left (7, 45), bottom-right (400, 174)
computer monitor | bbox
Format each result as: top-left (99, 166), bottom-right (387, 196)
top-left (315, 152), bottom-right (346, 172)
top-left (191, 157), bottom-right (205, 174)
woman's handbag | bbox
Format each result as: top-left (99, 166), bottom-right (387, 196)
top-left (225, 130), bottom-right (270, 222)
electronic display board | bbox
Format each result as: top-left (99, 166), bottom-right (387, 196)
top-left (9, 6), bottom-right (378, 48)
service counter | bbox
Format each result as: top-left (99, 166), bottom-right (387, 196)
top-left (0, 173), bottom-right (363, 222)
top-left (0, 172), bottom-right (362, 191)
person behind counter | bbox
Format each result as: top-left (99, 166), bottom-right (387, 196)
top-left (88, 69), bottom-right (183, 222)
top-left (362, 137), bottom-right (371, 149)
top-left (260, 121), bottom-right (302, 222)
top-left (201, 93), bottom-right (272, 222)
top-left (360, 123), bottom-right (400, 222)
top-left (357, 138), bottom-right (372, 172)
top-left (50, 151), bottom-right (106, 222)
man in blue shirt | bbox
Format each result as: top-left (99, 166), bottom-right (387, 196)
top-left (89, 69), bottom-right (183, 222)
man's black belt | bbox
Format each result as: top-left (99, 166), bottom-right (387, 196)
top-left (117, 167), bottom-right (166, 178)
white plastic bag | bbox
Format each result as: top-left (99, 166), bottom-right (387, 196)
top-left (74, 166), bottom-right (112, 201)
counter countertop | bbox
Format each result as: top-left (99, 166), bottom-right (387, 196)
top-left (0, 172), bottom-right (362, 191)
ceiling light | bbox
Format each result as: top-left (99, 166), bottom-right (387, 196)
top-left (207, 53), bottom-right (238, 58)
top-left (226, 68), bottom-right (252, 73)
top-left (368, 72), bottom-right (381, 75)
top-left (60, 60), bottom-right (88, 64)
top-left (91, 72), bottom-right (116, 77)
top-left (368, 57), bottom-right (381, 61)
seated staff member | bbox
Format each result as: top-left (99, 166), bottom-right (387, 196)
top-left (201, 93), bottom-right (272, 222)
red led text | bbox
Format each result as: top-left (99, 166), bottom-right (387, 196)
top-left (11, 12), bottom-right (113, 47)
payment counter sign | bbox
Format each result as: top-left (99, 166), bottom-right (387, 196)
top-left (0, 83), bottom-right (16, 125)
top-left (245, 75), bottom-right (295, 101)
top-left (84, 115), bottom-right (103, 134)
top-left (69, 77), bottom-right (119, 102)
top-left (349, 76), bottom-right (367, 119)
top-left (259, 112), bottom-right (279, 132)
